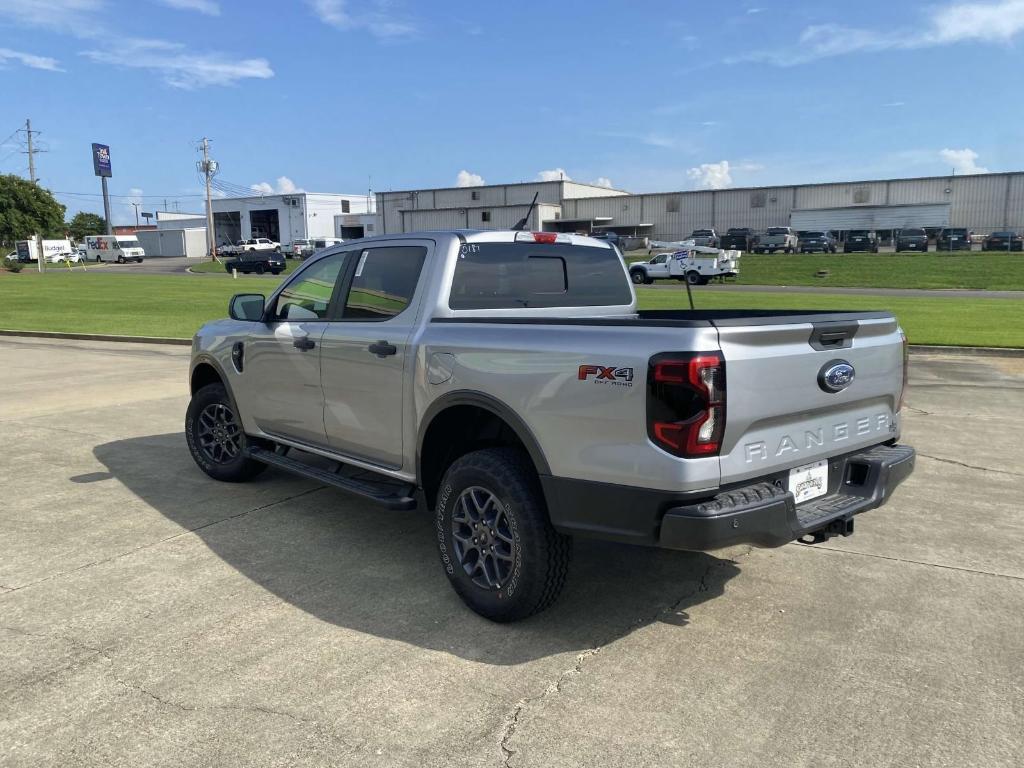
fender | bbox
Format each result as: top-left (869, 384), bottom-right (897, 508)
top-left (416, 390), bottom-right (552, 482)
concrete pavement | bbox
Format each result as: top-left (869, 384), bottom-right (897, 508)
top-left (1, 338), bottom-right (1021, 767)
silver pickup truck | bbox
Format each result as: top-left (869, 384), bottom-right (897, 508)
top-left (186, 230), bottom-right (915, 621)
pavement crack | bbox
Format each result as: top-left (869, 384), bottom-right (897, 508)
top-left (918, 452), bottom-right (1024, 478)
top-left (498, 548), bottom-right (753, 767)
top-left (903, 405), bottom-right (933, 416)
top-left (0, 485), bottom-right (327, 595)
top-left (799, 544), bottom-right (1024, 581)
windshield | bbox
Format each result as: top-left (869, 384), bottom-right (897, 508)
top-left (803, 231), bottom-right (826, 238)
top-left (726, 228), bottom-right (748, 235)
top-left (901, 229), bottom-right (926, 236)
top-left (945, 229), bottom-right (968, 235)
top-left (692, 230), bottom-right (713, 236)
top-left (766, 227), bottom-right (789, 235)
top-left (449, 242), bottom-right (631, 310)
top-left (849, 230), bottom-right (871, 237)
top-left (992, 231), bottom-right (1015, 237)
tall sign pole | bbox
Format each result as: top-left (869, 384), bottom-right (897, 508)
top-left (198, 138), bottom-right (218, 260)
top-left (92, 143), bottom-right (113, 235)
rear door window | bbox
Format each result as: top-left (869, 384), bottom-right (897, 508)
top-left (342, 246), bottom-right (427, 320)
top-left (449, 242), bottom-right (631, 310)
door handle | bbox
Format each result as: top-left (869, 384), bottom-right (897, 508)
top-left (368, 340), bottom-right (397, 357)
top-left (293, 336), bottom-right (316, 351)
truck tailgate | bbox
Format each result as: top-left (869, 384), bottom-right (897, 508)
top-left (716, 315), bottom-right (903, 484)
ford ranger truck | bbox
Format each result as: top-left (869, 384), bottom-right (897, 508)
top-left (186, 230), bottom-right (915, 622)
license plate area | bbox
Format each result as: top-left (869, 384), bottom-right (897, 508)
top-left (789, 459), bottom-right (829, 504)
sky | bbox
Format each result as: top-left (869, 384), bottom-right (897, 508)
top-left (0, 0), bottom-right (1022, 223)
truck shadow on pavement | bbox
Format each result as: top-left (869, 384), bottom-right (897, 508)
top-left (93, 433), bottom-right (742, 665)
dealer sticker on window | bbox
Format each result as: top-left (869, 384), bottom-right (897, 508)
top-left (789, 459), bottom-right (829, 505)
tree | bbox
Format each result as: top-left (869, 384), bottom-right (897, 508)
top-left (0, 174), bottom-right (66, 246)
top-left (67, 211), bottom-right (107, 241)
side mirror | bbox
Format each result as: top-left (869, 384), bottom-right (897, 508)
top-left (229, 293), bottom-right (265, 321)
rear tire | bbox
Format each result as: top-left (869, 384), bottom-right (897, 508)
top-left (185, 383), bottom-right (266, 483)
top-left (630, 270), bottom-right (645, 285)
top-left (435, 448), bottom-right (571, 622)
top-left (255, 263), bottom-right (266, 275)
top-left (117, 256), bottom-right (125, 264)
top-left (685, 270), bottom-right (701, 285)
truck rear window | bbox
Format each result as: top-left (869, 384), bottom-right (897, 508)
top-left (449, 243), bottom-right (631, 310)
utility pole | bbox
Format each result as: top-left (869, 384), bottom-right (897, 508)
top-left (198, 138), bottom-right (218, 259)
top-left (132, 202), bottom-right (140, 228)
top-left (21, 118), bottom-right (44, 184)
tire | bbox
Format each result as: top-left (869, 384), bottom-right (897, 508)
top-left (685, 270), bottom-right (701, 285)
top-left (117, 256), bottom-right (125, 264)
top-left (630, 270), bottom-right (645, 285)
top-left (255, 263), bottom-right (266, 275)
top-left (95, 256), bottom-right (102, 263)
top-left (271, 269), bottom-right (282, 275)
top-left (435, 448), bottom-right (571, 622)
top-left (185, 383), bottom-right (266, 483)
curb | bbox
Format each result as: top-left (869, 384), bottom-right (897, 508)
top-left (909, 344), bottom-right (1024, 358)
top-left (0, 329), bottom-right (190, 346)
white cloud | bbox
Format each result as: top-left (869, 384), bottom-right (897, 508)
top-left (81, 38), bottom-right (273, 88)
top-left (939, 148), bottom-right (990, 174)
top-left (736, 0), bottom-right (1024, 65)
top-left (882, 101), bottom-right (906, 107)
top-left (0, 47), bottom-right (62, 71)
top-left (687, 161), bottom-right (733, 190)
top-left (455, 170), bottom-right (485, 187)
top-left (159, 0), bottom-right (220, 15)
top-left (747, 7), bottom-right (763, 13)
top-left (250, 176), bottom-right (305, 195)
top-left (0, 0), bottom-right (104, 32)
top-left (307, 0), bottom-right (418, 39)
top-left (592, 177), bottom-right (614, 189)
top-left (537, 168), bottom-right (571, 182)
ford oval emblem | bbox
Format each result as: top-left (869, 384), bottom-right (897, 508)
top-left (819, 360), bottom-right (855, 393)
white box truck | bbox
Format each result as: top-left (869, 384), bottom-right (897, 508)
top-left (14, 238), bottom-right (74, 262)
top-left (85, 235), bottom-right (145, 264)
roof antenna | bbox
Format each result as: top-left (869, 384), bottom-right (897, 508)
top-left (512, 192), bottom-right (539, 231)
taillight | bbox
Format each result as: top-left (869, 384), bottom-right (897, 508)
top-left (647, 353), bottom-right (726, 457)
top-left (898, 329), bottom-right (909, 412)
top-left (514, 231), bottom-right (568, 244)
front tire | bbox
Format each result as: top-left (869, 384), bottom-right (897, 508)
top-left (435, 448), bottom-right (571, 622)
top-left (630, 270), bottom-right (646, 285)
top-left (185, 383), bottom-right (266, 482)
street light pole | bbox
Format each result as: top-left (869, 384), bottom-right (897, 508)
top-left (132, 202), bottom-right (140, 229)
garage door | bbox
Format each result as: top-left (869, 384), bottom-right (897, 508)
top-left (792, 204), bottom-right (951, 231)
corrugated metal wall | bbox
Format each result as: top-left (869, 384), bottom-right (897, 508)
top-left (380, 173), bottom-right (1024, 237)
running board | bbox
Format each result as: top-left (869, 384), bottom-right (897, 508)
top-left (248, 446), bottom-right (417, 511)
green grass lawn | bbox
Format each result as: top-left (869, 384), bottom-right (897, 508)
top-left (0, 271), bottom-right (1021, 347)
top-left (624, 251), bottom-right (1024, 291)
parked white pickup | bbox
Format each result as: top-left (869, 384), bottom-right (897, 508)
top-left (629, 241), bottom-right (741, 285)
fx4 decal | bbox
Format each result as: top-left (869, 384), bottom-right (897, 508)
top-left (578, 365), bottom-right (634, 387)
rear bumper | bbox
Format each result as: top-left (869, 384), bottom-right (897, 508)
top-left (659, 444), bottom-right (915, 550)
top-left (542, 444), bottom-right (914, 551)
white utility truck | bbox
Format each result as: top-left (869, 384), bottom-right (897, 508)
top-left (629, 240), bottom-right (741, 285)
top-left (85, 235), bottom-right (145, 263)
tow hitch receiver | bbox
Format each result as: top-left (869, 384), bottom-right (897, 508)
top-left (798, 516), bottom-right (855, 544)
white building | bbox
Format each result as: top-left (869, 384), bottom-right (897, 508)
top-left (210, 192), bottom-right (375, 248)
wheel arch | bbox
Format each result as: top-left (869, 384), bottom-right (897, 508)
top-left (417, 391), bottom-right (551, 511)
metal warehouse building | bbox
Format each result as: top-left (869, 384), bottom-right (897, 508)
top-left (210, 192), bottom-right (376, 249)
top-left (376, 172), bottom-right (1024, 242)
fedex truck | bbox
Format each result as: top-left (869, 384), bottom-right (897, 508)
top-left (85, 235), bottom-right (145, 264)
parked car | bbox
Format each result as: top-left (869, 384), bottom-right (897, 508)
top-left (311, 237), bottom-right (345, 254)
top-left (896, 228), bottom-right (929, 252)
top-left (983, 231), bottom-right (1022, 251)
top-left (244, 237), bottom-right (281, 253)
top-left (844, 231), bottom-right (879, 253)
top-left (186, 229), bottom-right (914, 621)
top-left (46, 250), bottom-right (82, 263)
top-left (798, 231), bottom-right (837, 253)
top-left (936, 228), bottom-right (973, 251)
top-left (719, 227), bottom-right (756, 251)
top-left (754, 227), bottom-right (798, 254)
top-left (286, 238), bottom-right (311, 259)
top-left (688, 228), bottom-right (719, 248)
top-left (224, 250), bottom-right (286, 275)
